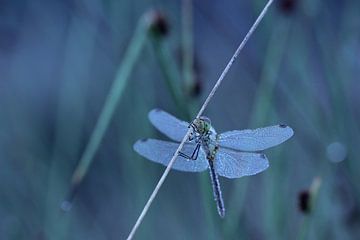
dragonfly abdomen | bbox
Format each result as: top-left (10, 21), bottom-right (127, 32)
top-left (208, 160), bottom-right (225, 218)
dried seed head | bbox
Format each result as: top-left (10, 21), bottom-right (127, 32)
top-left (278, 0), bottom-right (297, 14)
top-left (189, 78), bottom-right (203, 98)
top-left (298, 190), bottom-right (311, 214)
top-left (146, 10), bottom-right (169, 37)
top-left (298, 177), bottom-right (322, 214)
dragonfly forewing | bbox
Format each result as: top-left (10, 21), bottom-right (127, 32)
top-left (134, 138), bottom-right (208, 172)
top-left (218, 124), bottom-right (294, 151)
top-left (148, 109), bottom-right (189, 142)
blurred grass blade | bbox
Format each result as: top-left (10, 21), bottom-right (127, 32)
top-left (151, 38), bottom-right (189, 119)
top-left (44, 12), bottom-right (100, 239)
top-left (150, 7), bottom-right (216, 237)
top-left (147, 6), bottom-right (218, 238)
top-left (297, 177), bottom-right (322, 240)
top-left (182, 0), bottom-right (195, 96)
top-left (63, 16), bottom-right (149, 207)
top-left (127, 0), bottom-right (275, 238)
top-left (224, 16), bottom-right (291, 238)
top-left (181, 1), bottom-right (218, 237)
top-left (254, 19), bottom-right (291, 240)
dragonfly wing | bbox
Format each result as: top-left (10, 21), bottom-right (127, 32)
top-left (148, 109), bottom-right (189, 142)
top-left (133, 138), bottom-right (208, 172)
top-left (218, 125), bottom-right (294, 151)
top-left (215, 148), bottom-right (269, 179)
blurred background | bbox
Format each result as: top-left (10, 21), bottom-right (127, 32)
top-left (1, 0), bottom-right (360, 239)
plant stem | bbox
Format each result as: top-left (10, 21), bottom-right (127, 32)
top-left (126, 1), bottom-right (274, 239)
top-left (297, 177), bottom-right (322, 240)
top-left (63, 16), bottom-right (149, 206)
top-left (224, 15), bottom-right (290, 238)
top-left (182, 0), bottom-right (195, 95)
top-left (151, 39), bottom-right (189, 119)
top-left (44, 14), bottom-right (99, 239)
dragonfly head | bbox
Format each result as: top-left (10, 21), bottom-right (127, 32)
top-left (193, 116), bottom-right (212, 135)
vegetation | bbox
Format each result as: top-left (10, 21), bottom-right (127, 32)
top-left (0, 0), bottom-right (359, 239)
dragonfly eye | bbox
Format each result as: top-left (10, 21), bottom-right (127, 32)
top-left (199, 116), bottom-right (211, 125)
top-left (196, 116), bottom-right (211, 132)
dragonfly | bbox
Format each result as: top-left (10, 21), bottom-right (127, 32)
top-left (134, 109), bottom-right (294, 218)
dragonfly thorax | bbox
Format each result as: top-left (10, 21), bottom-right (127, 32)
top-left (201, 127), bottom-right (219, 161)
top-left (191, 117), bottom-right (219, 161)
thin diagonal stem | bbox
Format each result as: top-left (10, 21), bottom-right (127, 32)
top-left (126, 1), bottom-right (274, 239)
top-left (196, 0), bottom-right (273, 119)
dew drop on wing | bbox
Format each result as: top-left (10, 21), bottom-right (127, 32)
top-left (139, 138), bottom-right (148, 142)
top-left (279, 124), bottom-right (288, 128)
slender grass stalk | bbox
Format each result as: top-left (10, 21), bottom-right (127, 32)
top-left (126, 1), bottom-right (274, 239)
top-left (297, 177), bottom-right (322, 240)
top-left (44, 14), bottom-right (100, 239)
top-left (181, 0), bottom-right (216, 236)
top-left (63, 16), bottom-right (149, 207)
top-left (151, 39), bottom-right (189, 119)
top-left (224, 14), bottom-right (290, 239)
top-left (251, 23), bottom-right (290, 125)
top-left (256, 19), bottom-right (290, 240)
top-left (182, 0), bottom-right (195, 96)
top-left (150, 4), bottom-right (217, 237)
top-left (312, 18), bottom-right (360, 200)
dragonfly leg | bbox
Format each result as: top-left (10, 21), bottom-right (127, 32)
top-left (188, 120), bottom-right (199, 132)
top-left (188, 132), bottom-right (195, 141)
top-left (178, 144), bottom-right (200, 160)
top-left (178, 151), bottom-right (191, 159)
top-left (191, 143), bottom-right (200, 160)
top-left (188, 127), bottom-right (202, 143)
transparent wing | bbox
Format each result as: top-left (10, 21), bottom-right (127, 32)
top-left (133, 138), bottom-right (208, 172)
top-left (215, 148), bottom-right (269, 179)
top-left (148, 109), bottom-right (189, 142)
top-left (218, 124), bottom-right (294, 151)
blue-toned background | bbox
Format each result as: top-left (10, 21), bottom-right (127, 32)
top-left (1, 0), bottom-right (360, 239)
